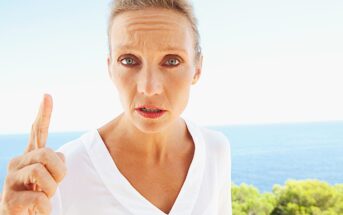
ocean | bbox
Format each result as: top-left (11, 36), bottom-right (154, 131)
top-left (1, 121), bottom-right (342, 193)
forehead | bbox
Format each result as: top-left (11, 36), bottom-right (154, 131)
top-left (109, 8), bottom-right (194, 53)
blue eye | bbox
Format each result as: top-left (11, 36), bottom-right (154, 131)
top-left (165, 58), bottom-right (180, 66)
top-left (120, 57), bottom-right (137, 66)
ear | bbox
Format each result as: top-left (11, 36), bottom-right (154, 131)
top-left (192, 54), bottom-right (203, 85)
top-left (107, 55), bottom-right (112, 79)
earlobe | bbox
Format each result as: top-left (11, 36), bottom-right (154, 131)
top-left (192, 73), bottom-right (200, 85)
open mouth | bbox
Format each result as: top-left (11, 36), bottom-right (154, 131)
top-left (135, 106), bottom-right (166, 119)
top-left (139, 107), bottom-right (163, 113)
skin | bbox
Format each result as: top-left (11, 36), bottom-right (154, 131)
top-left (0, 95), bottom-right (67, 214)
top-left (98, 8), bottom-right (203, 214)
top-left (104, 7), bottom-right (202, 156)
top-left (0, 7), bottom-right (202, 215)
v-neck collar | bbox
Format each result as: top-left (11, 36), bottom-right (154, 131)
top-left (84, 118), bottom-right (206, 215)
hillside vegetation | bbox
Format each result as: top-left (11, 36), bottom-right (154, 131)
top-left (232, 180), bottom-right (343, 215)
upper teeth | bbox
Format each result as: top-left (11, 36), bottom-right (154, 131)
top-left (141, 108), bottom-right (161, 112)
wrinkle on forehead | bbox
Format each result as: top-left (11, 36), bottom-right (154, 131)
top-left (117, 9), bottom-right (188, 29)
top-left (109, 8), bottom-right (194, 55)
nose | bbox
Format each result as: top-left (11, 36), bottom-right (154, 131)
top-left (137, 68), bottom-right (163, 96)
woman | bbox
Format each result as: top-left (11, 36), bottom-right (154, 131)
top-left (0, 0), bottom-right (231, 214)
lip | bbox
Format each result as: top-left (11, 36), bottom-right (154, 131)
top-left (135, 105), bottom-right (167, 119)
top-left (135, 105), bottom-right (166, 111)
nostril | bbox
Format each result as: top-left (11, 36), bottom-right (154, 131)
top-left (137, 80), bottom-right (163, 96)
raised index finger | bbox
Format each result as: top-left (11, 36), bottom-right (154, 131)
top-left (25, 94), bottom-right (53, 153)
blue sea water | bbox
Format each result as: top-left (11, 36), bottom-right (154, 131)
top-left (1, 121), bottom-right (342, 193)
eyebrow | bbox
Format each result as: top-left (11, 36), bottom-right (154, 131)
top-left (162, 46), bottom-right (188, 55)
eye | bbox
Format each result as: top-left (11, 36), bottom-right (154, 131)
top-left (120, 57), bottom-right (138, 66)
top-left (164, 58), bottom-right (180, 67)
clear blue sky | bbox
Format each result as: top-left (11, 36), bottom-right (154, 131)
top-left (1, 0), bottom-right (343, 133)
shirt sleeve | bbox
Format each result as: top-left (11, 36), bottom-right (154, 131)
top-left (218, 135), bottom-right (232, 215)
top-left (218, 181), bottom-right (232, 215)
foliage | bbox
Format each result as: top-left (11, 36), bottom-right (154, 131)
top-left (232, 180), bottom-right (343, 215)
top-left (232, 183), bottom-right (276, 215)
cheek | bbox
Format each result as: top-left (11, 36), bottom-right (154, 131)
top-left (165, 68), bottom-right (193, 109)
top-left (111, 69), bottom-right (136, 105)
top-left (166, 64), bottom-right (194, 86)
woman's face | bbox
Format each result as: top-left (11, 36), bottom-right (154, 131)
top-left (108, 8), bottom-right (202, 133)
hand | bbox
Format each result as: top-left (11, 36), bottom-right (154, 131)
top-left (0, 94), bottom-right (67, 215)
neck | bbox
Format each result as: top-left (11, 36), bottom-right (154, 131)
top-left (101, 113), bottom-right (189, 162)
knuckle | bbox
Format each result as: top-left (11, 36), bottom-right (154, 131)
top-left (61, 163), bottom-right (67, 178)
top-left (38, 148), bottom-right (53, 162)
top-left (34, 193), bottom-right (45, 205)
top-left (59, 160), bottom-right (67, 174)
top-left (2, 192), bottom-right (10, 204)
top-left (43, 147), bottom-right (54, 155)
top-left (7, 156), bottom-right (19, 171)
top-left (46, 182), bottom-right (58, 198)
top-left (38, 126), bottom-right (48, 135)
top-left (31, 122), bottom-right (37, 132)
top-left (4, 173), bottom-right (15, 187)
top-left (37, 127), bottom-right (48, 138)
top-left (53, 165), bottom-right (67, 184)
top-left (2, 192), bottom-right (22, 213)
top-left (1, 194), bottom-right (13, 209)
top-left (35, 193), bottom-right (50, 208)
top-left (42, 173), bottom-right (57, 194)
top-left (31, 163), bottom-right (44, 178)
top-left (56, 162), bottom-right (67, 182)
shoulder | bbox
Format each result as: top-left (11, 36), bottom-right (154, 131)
top-left (56, 130), bottom-right (97, 157)
top-left (199, 126), bottom-right (231, 158)
top-left (187, 120), bottom-right (232, 187)
top-left (185, 118), bottom-right (231, 157)
top-left (186, 118), bottom-right (231, 168)
top-left (200, 127), bottom-right (231, 188)
top-left (200, 127), bottom-right (230, 146)
top-left (55, 130), bottom-right (98, 174)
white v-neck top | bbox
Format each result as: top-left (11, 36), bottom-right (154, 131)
top-left (51, 118), bottom-right (232, 215)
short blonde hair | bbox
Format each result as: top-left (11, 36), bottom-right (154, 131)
top-left (108, 0), bottom-right (201, 58)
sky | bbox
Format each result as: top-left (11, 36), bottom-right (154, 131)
top-left (0, 0), bottom-right (342, 134)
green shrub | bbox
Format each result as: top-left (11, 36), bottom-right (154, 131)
top-left (231, 180), bottom-right (343, 215)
